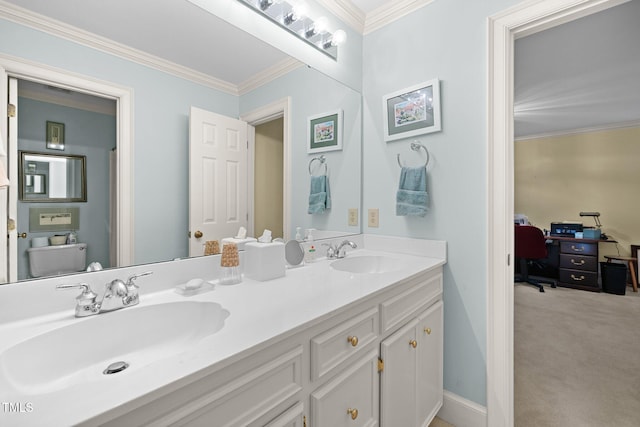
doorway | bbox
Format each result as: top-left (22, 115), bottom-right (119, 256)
top-left (487, 0), bottom-right (627, 425)
top-left (242, 97), bottom-right (291, 241)
top-left (13, 79), bottom-right (116, 280)
top-left (1, 56), bottom-right (134, 283)
top-left (253, 117), bottom-right (284, 239)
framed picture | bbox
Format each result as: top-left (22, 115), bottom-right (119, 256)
top-left (383, 79), bottom-right (441, 142)
top-left (46, 121), bottom-right (65, 150)
top-left (307, 109), bottom-right (343, 153)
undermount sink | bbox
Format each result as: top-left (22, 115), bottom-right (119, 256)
top-left (330, 255), bottom-right (403, 274)
top-left (0, 301), bottom-right (229, 395)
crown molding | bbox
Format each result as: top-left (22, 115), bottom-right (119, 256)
top-left (0, 1), bottom-right (239, 95)
top-left (314, 0), bottom-right (366, 33)
top-left (365, 0), bottom-right (436, 34)
top-left (515, 119), bottom-right (640, 141)
top-left (238, 58), bottom-right (304, 96)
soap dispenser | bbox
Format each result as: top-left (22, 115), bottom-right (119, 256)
top-left (304, 228), bottom-right (316, 263)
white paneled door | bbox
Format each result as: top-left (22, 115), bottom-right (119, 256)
top-left (189, 107), bottom-right (248, 257)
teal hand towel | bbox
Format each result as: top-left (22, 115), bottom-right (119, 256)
top-left (396, 166), bottom-right (428, 217)
top-left (308, 175), bottom-right (331, 214)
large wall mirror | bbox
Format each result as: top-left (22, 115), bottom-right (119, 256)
top-left (19, 151), bottom-right (87, 202)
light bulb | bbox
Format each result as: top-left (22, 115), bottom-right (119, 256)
top-left (314, 16), bottom-right (328, 33)
top-left (331, 29), bottom-right (347, 46)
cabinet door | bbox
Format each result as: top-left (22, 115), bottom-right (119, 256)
top-left (310, 350), bottom-right (379, 427)
top-left (263, 402), bottom-right (304, 427)
top-left (416, 301), bottom-right (443, 427)
top-left (380, 317), bottom-right (418, 427)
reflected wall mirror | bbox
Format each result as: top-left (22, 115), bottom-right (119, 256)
top-left (19, 151), bottom-right (87, 202)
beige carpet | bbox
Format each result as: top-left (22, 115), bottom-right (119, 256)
top-left (429, 416), bottom-right (455, 427)
top-left (515, 282), bottom-right (640, 426)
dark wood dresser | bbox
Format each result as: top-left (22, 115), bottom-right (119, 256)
top-left (551, 237), bottom-right (601, 291)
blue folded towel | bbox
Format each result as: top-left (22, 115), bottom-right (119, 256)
top-left (396, 166), bottom-right (429, 217)
top-left (308, 175), bottom-right (331, 214)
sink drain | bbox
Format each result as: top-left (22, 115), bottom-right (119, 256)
top-left (103, 361), bottom-right (129, 375)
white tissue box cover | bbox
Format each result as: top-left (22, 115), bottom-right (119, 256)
top-left (243, 241), bottom-right (285, 281)
top-left (221, 237), bottom-right (257, 251)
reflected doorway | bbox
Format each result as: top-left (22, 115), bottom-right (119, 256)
top-left (12, 79), bottom-right (116, 280)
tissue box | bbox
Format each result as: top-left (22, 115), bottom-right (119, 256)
top-left (583, 229), bottom-right (601, 239)
top-left (243, 241), bottom-right (285, 281)
top-left (221, 237), bottom-right (257, 251)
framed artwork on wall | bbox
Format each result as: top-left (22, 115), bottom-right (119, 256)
top-left (383, 79), bottom-right (441, 142)
top-left (307, 109), bottom-right (343, 153)
top-left (46, 121), bottom-right (65, 150)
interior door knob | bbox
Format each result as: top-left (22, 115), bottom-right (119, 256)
top-left (18, 232), bottom-right (27, 238)
top-left (194, 230), bottom-right (203, 239)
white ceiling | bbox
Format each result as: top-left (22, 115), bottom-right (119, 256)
top-left (3, 0), bottom-right (638, 138)
top-left (514, 0), bottom-right (640, 138)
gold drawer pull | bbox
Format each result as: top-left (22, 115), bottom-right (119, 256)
top-left (570, 245), bottom-right (584, 252)
top-left (571, 274), bottom-right (585, 281)
top-left (347, 408), bottom-right (358, 420)
top-left (570, 259), bottom-right (585, 266)
top-left (409, 339), bottom-right (418, 348)
top-left (347, 336), bottom-right (359, 347)
top-left (424, 327), bottom-right (432, 335)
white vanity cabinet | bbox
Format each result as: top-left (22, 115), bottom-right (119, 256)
top-left (380, 301), bottom-right (443, 427)
top-left (86, 266), bottom-right (443, 427)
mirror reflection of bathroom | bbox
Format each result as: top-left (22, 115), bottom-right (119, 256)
top-left (15, 79), bottom-right (116, 280)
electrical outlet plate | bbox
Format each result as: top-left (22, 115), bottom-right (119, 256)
top-left (348, 208), bottom-right (358, 226)
top-left (368, 208), bottom-right (379, 228)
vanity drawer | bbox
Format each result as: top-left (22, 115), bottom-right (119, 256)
top-left (310, 308), bottom-right (378, 381)
top-left (380, 272), bottom-right (442, 334)
top-left (559, 269), bottom-right (598, 288)
top-left (560, 241), bottom-right (597, 256)
top-left (560, 254), bottom-right (598, 272)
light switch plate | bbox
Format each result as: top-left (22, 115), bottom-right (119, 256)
top-left (348, 208), bottom-right (358, 226)
top-left (368, 208), bottom-right (379, 228)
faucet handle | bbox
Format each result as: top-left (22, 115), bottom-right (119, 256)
top-left (56, 283), bottom-right (99, 317)
top-left (322, 243), bottom-right (338, 259)
top-left (126, 271), bottom-right (153, 288)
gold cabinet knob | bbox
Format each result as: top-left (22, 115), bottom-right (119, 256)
top-left (424, 327), bottom-right (432, 335)
top-left (347, 408), bottom-right (358, 420)
top-left (348, 336), bottom-right (359, 347)
top-left (18, 232), bottom-right (27, 239)
top-left (409, 339), bottom-right (418, 348)
top-left (194, 230), bottom-right (203, 239)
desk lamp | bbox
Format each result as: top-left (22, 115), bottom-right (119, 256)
top-left (579, 211), bottom-right (607, 239)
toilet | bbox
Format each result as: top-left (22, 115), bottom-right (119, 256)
top-left (26, 243), bottom-right (88, 278)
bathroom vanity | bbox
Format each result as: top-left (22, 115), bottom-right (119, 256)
top-left (0, 235), bottom-right (445, 427)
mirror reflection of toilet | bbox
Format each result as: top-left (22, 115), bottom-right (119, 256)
top-left (26, 243), bottom-right (87, 278)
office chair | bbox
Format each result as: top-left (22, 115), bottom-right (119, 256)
top-left (514, 225), bottom-right (557, 292)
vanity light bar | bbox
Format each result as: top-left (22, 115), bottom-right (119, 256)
top-left (237, 0), bottom-right (344, 60)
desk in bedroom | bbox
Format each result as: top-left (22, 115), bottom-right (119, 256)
top-left (545, 236), bottom-right (615, 292)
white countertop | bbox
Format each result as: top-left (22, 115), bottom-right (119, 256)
top-left (0, 239), bottom-right (445, 426)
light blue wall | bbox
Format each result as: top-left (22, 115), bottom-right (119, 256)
top-left (362, 0), bottom-right (520, 405)
top-left (17, 97), bottom-right (114, 278)
top-left (240, 66), bottom-right (361, 237)
top-left (0, 18), bottom-right (239, 264)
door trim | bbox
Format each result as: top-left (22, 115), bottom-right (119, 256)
top-left (241, 97), bottom-right (292, 240)
top-left (486, 0), bottom-right (627, 425)
top-left (0, 54), bottom-right (134, 270)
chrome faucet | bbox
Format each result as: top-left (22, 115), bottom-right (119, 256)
top-left (324, 240), bottom-right (358, 259)
top-left (335, 240), bottom-right (357, 258)
top-left (57, 271), bottom-right (153, 317)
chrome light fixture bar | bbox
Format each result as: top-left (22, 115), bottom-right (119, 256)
top-left (237, 0), bottom-right (345, 60)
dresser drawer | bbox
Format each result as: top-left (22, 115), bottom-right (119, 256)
top-left (559, 269), bottom-right (598, 287)
top-left (310, 308), bottom-right (378, 381)
top-left (560, 241), bottom-right (597, 256)
top-left (559, 254), bottom-right (598, 272)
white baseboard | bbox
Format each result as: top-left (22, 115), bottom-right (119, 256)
top-left (437, 391), bottom-right (487, 427)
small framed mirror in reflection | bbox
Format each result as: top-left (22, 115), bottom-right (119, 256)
top-left (19, 151), bottom-right (87, 202)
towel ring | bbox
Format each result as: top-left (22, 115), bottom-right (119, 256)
top-left (309, 155), bottom-right (327, 175)
top-left (397, 142), bottom-right (429, 168)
